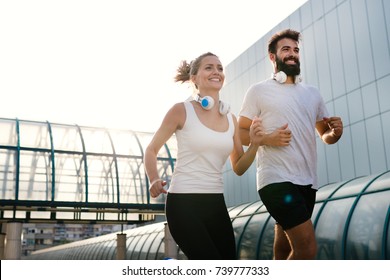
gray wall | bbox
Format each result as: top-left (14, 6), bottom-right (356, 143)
top-left (222, 0), bottom-right (390, 207)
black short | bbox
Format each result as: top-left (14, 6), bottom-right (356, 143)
top-left (258, 182), bottom-right (317, 230)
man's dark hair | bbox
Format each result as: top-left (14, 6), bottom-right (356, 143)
top-left (268, 29), bottom-right (301, 54)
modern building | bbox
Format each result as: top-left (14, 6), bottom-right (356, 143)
top-left (2, 0), bottom-right (390, 260)
top-left (21, 223), bottom-right (134, 256)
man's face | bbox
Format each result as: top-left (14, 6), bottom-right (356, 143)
top-left (274, 38), bottom-right (300, 76)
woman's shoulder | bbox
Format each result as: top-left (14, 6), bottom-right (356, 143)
top-left (164, 102), bottom-right (187, 130)
top-left (169, 101), bottom-right (186, 112)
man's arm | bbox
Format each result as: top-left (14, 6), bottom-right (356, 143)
top-left (238, 116), bottom-right (253, 146)
top-left (239, 116), bottom-right (292, 147)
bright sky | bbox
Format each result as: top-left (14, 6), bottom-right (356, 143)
top-left (0, 0), bottom-right (307, 133)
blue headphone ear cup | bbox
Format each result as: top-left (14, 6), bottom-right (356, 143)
top-left (199, 96), bottom-right (214, 110)
top-left (219, 101), bottom-right (230, 115)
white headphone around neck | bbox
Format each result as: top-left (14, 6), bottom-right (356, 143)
top-left (195, 94), bottom-right (230, 115)
top-left (273, 71), bottom-right (302, 84)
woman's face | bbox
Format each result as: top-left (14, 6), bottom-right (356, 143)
top-left (192, 56), bottom-right (225, 92)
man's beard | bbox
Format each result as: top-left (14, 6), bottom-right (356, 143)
top-left (276, 55), bottom-right (300, 76)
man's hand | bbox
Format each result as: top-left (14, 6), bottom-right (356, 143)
top-left (323, 117), bottom-right (343, 138)
top-left (264, 123), bottom-right (292, 146)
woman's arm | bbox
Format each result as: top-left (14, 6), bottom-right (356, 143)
top-left (144, 103), bottom-right (185, 198)
top-left (230, 115), bottom-right (263, 176)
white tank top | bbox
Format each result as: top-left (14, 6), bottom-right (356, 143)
top-left (168, 101), bottom-right (234, 193)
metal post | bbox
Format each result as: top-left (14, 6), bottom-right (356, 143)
top-left (116, 233), bottom-right (127, 260)
top-left (0, 233), bottom-right (6, 260)
top-left (5, 222), bottom-right (22, 260)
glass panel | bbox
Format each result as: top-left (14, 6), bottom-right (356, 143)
top-left (82, 244), bottom-right (96, 260)
top-left (86, 155), bottom-right (117, 203)
top-left (19, 121), bottom-right (51, 149)
top-left (132, 234), bottom-right (149, 260)
top-left (300, 1), bottom-right (313, 29)
top-left (127, 235), bottom-right (142, 259)
top-left (383, 112), bottom-right (390, 168)
top-left (347, 89), bottom-right (364, 124)
top-left (18, 151), bottom-right (52, 201)
top-left (346, 192), bottom-right (390, 259)
top-left (337, 130), bottom-right (356, 181)
top-left (311, 202), bottom-right (323, 224)
top-left (325, 140), bottom-right (341, 184)
top-left (232, 216), bottom-right (251, 247)
top-left (0, 119), bottom-right (17, 146)
top-left (156, 236), bottom-right (166, 260)
top-left (237, 214), bottom-right (266, 260)
top-left (350, 122), bottom-right (370, 177)
top-left (91, 241), bottom-right (106, 260)
top-left (366, 117), bottom-right (387, 174)
top-left (117, 157), bottom-right (145, 204)
top-left (334, 95), bottom-right (349, 126)
top-left (324, 0), bottom-right (337, 13)
top-left (136, 132), bottom-right (177, 159)
top-left (362, 83), bottom-right (379, 119)
top-left (366, 171), bottom-right (390, 192)
top-left (301, 27), bottom-right (318, 85)
top-left (237, 201), bottom-right (263, 217)
top-left (51, 124), bottom-right (83, 152)
top-left (30, 211), bottom-right (51, 219)
top-left (316, 182), bottom-right (342, 201)
top-left (377, 75), bottom-right (390, 113)
top-left (351, 0), bottom-right (375, 86)
top-left (109, 129), bottom-right (142, 156)
top-left (388, 216), bottom-right (390, 260)
top-left (338, 1), bottom-right (360, 92)
top-left (75, 244), bottom-right (89, 260)
top-left (333, 175), bottom-right (377, 198)
top-left (147, 231), bottom-right (164, 260)
top-left (56, 208), bottom-right (75, 220)
top-left (80, 127), bottom-right (113, 154)
top-left (54, 153), bottom-right (85, 202)
top-left (139, 232), bottom-right (158, 260)
top-left (99, 239), bottom-right (116, 260)
top-left (257, 215), bottom-right (275, 260)
top-left (314, 18), bottom-right (332, 102)
top-left (0, 150), bottom-right (16, 199)
top-left (228, 203), bottom-right (250, 219)
top-left (311, 0), bottom-right (324, 21)
top-left (315, 198), bottom-right (355, 259)
top-left (90, 242), bottom-right (105, 260)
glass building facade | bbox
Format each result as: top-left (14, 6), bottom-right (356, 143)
top-left (24, 170), bottom-right (390, 260)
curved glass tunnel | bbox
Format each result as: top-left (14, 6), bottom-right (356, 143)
top-left (0, 118), bottom-right (177, 223)
top-left (25, 171), bottom-right (390, 260)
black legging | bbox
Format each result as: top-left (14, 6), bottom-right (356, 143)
top-left (165, 193), bottom-right (236, 260)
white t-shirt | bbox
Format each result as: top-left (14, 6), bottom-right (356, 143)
top-left (169, 101), bottom-right (234, 193)
top-left (239, 79), bottom-right (328, 190)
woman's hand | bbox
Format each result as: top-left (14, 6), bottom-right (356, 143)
top-left (249, 116), bottom-right (265, 146)
top-left (149, 179), bottom-right (168, 198)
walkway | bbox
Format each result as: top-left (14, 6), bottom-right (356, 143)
top-left (0, 117), bottom-right (176, 224)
